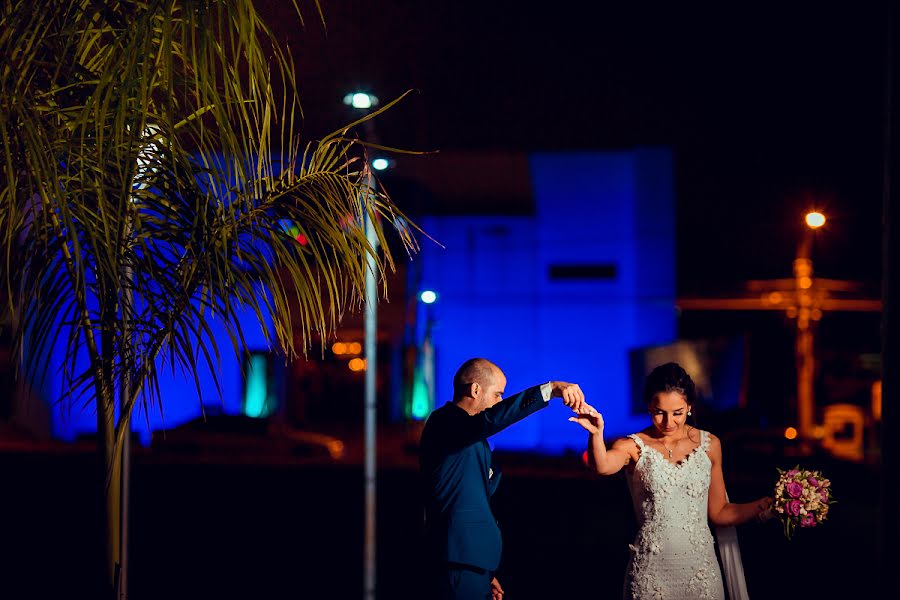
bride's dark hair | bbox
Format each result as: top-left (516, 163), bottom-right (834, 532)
top-left (643, 362), bottom-right (697, 407)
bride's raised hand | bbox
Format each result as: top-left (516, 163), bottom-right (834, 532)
top-left (568, 404), bottom-right (603, 434)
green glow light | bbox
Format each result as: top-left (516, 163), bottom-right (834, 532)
top-left (244, 354), bottom-right (268, 418)
top-left (411, 376), bottom-right (430, 420)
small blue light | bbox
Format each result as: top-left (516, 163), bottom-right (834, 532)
top-left (419, 290), bottom-right (437, 304)
top-left (372, 158), bottom-right (390, 171)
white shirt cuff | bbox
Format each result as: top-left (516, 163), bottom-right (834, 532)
top-left (540, 382), bottom-right (553, 402)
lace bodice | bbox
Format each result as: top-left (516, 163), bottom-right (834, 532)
top-left (622, 430), bottom-right (725, 600)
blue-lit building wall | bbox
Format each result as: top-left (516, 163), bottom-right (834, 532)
top-left (418, 149), bottom-right (676, 453)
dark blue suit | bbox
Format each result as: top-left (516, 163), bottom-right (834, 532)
top-left (419, 386), bottom-right (547, 598)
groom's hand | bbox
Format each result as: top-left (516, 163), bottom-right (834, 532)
top-left (549, 381), bottom-right (585, 411)
top-left (490, 577), bottom-right (504, 600)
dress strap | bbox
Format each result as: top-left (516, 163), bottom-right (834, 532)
top-left (627, 433), bottom-right (645, 449)
top-left (699, 429), bottom-right (710, 451)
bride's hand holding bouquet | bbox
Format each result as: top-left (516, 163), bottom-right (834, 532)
top-left (772, 466), bottom-right (834, 540)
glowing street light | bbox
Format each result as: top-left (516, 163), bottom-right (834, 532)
top-left (805, 211), bottom-right (826, 229)
top-left (419, 290), bottom-right (438, 304)
top-left (371, 158), bottom-right (390, 171)
top-left (343, 92), bottom-right (379, 110)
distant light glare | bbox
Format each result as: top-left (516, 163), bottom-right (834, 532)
top-left (343, 92), bottom-right (378, 109)
top-left (333, 341), bottom-right (362, 356)
top-left (784, 426), bottom-right (799, 440)
top-left (419, 290), bottom-right (438, 304)
top-left (805, 212), bottom-right (826, 229)
top-left (372, 158), bottom-right (390, 171)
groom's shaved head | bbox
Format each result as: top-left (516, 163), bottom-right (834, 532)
top-left (453, 358), bottom-right (498, 399)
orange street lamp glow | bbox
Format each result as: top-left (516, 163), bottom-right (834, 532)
top-left (805, 212), bottom-right (826, 229)
top-left (784, 426), bottom-right (799, 440)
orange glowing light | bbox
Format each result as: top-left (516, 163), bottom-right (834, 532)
top-left (784, 427), bottom-right (799, 440)
top-left (873, 380), bottom-right (882, 421)
top-left (348, 342), bottom-right (362, 355)
top-left (799, 276), bottom-right (812, 289)
top-left (332, 342), bottom-right (347, 355)
top-left (805, 212), bottom-right (826, 229)
top-left (348, 358), bottom-right (367, 372)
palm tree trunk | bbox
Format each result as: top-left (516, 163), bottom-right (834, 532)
top-left (98, 305), bottom-right (122, 599)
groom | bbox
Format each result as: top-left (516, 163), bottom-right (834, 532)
top-left (419, 358), bottom-right (585, 599)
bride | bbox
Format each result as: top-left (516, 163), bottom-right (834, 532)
top-left (570, 363), bottom-right (772, 600)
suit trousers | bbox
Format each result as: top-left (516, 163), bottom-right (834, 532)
top-left (432, 562), bottom-right (493, 600)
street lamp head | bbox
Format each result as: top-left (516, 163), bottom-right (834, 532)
top-left (419, 290), bottom-right (438, 304)
top-left (805, 211), bottom-right (826, 229)
top-left (343, 92), bottom-right (379, 110)
top-left (371, 157), bottom-right (390, 171)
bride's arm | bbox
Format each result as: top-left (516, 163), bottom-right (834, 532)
top-left (569, 409), bottom-right (637, 475)
top-left (707, 433), bottom-right (772, 526)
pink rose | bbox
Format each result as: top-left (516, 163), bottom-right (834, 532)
top-left (786, 499), bottom-right (803, 516)
top-left (807, 476), bottom-right (819, 487)
top-left (786, 469), bottom-right (799, 478)
top-left (819, 489), bottom-right (828, 502)
top-left (800, 513), bottom-right (817, 528)
top-left (786, 482), bottom-right (803, 498)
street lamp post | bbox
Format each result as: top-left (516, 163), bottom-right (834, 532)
top-left (794, 211), bottom-right (825, 441)
top-left (677, 209), bottom-right (880, 448)
top-left (344, 91), bottom-right (379, 600)
top-left (363, 184), bottom-right (378, 600)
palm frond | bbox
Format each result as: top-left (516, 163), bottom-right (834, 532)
top-left (0, 0), bottom-right (420, 464)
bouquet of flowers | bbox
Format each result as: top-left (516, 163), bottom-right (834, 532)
top-left (773, 466), bottom-right (834, 540)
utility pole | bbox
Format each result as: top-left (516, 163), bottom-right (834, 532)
top-left (678, 212), bottom-right (881, 442)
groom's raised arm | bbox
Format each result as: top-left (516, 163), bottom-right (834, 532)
top-left (427, 385), bottom-right (545, 456)
top-left (441, 381), bottom-right (585, 451)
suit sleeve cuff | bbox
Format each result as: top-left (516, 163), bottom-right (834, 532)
top-left (540, 382), bottom-right (553, 402)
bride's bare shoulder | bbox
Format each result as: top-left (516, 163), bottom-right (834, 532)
top-left (611, 435), bottom-right (642, 459)
top-left (630, 428), bottom-right (657, 443)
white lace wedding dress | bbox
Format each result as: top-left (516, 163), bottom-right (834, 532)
top-left (623, 430), bottom-right (726, 600)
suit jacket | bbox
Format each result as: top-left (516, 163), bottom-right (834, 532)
top-left (419, 386), bottom-right (548, 571)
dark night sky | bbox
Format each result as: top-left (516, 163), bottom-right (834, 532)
top-left (262, 0), bottom-right (888, 293)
